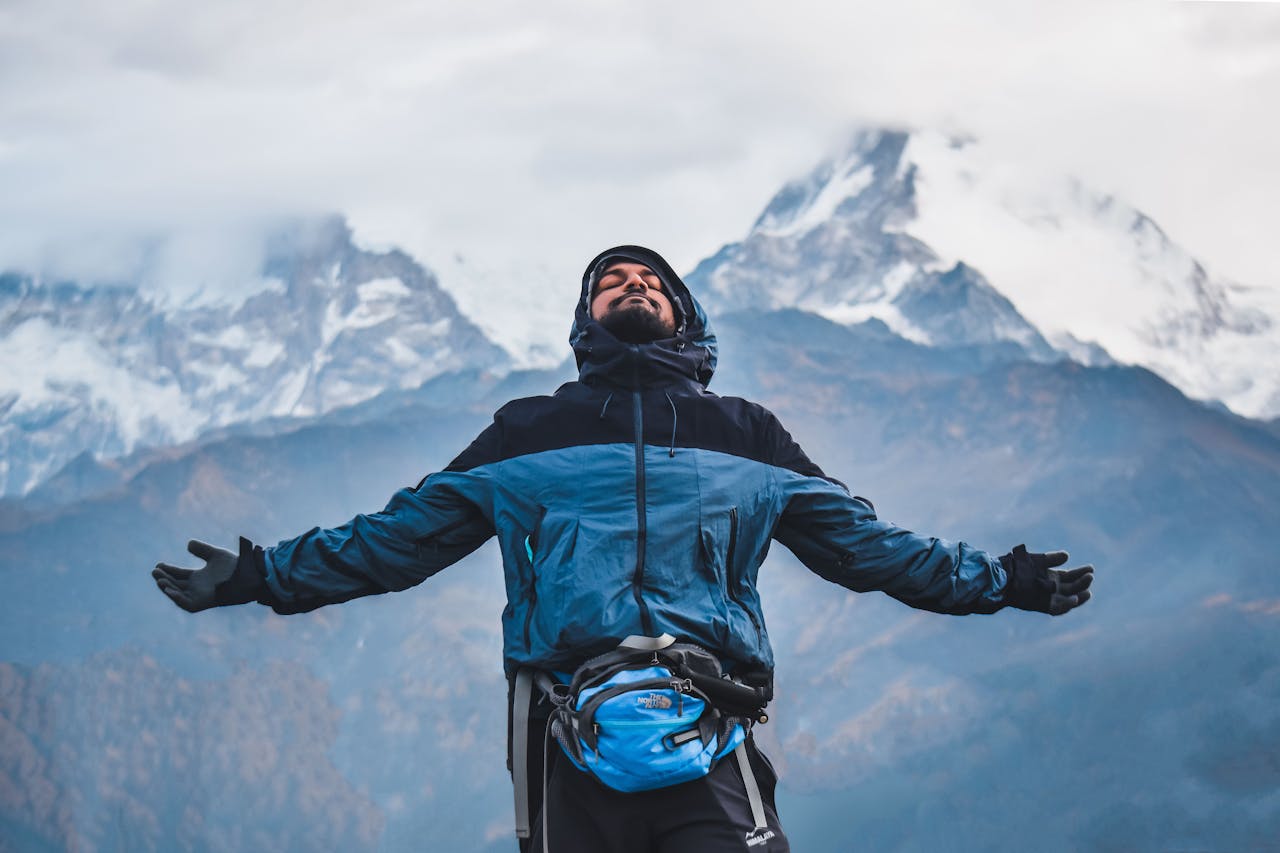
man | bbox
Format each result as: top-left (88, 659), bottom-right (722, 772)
top-left (153, 245), bottom-right (1093, 852)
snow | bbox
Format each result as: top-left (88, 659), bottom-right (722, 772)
top-left (187, 323), bottom-right (285, 369)
top-left (790, 257), bottom-right (928, 340)
top-left (321, 278), bottom-right (412, 346)
top-left (0, 317), bottom-right (202, 453)
top-left (272, 367), bottom-right (312, 418)
top-left (357, 277), bottom-right (411, 301)
top-left (187, 361), bottom-right (247, 395)
top-left (142, 271), bottom-right (286, 312)
top-left (321, 377), bottom-right (373, 410)
top-left (897, 130), bottom-right (1280, 419)
top-left (243, 340), bottom-right (285, 368)
top-left (0, 224), bottom-right (517, 496)
top-left (878, 261), bottom-right (916, 303)
top-left (344, 297), bottom-right (399, 333)
top-left (817, 301), bottom-right (931, 345)
top-left (192, 324), bottom-right (251, 350)
top-left (322, 300), bottom-right (346, 346)
top-left (757, 163), bottom-right (875, 238)
top-left (383, 336), bottom-right (421, 367)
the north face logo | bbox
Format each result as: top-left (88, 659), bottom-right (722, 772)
top-left (636, 692), bottom-right (672, 710)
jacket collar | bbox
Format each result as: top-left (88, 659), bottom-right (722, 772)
top-left (572, 323), bottom-right (708, 391)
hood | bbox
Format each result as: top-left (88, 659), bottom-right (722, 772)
top-left (570, 245), bottom-right (719, 388)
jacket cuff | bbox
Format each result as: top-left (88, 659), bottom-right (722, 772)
top-left (999, 545), bottom-right (1052, 612)
top-left (212, 536), bottom-right (274, 607)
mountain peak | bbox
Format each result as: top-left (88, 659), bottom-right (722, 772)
top-left (688, 128), bottom-right (1054, 359)
top-left (0, 218), bottom-right (508, 496)
top-left (691, 126), bottom-right (1279, 419)
top-left (751, 129), bottom-right (914, 239)
top-left (894, 128), bottom-right (1278, 417)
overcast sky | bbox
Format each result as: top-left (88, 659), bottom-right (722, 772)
top-left (2, 0), bottom-right (1277, 342)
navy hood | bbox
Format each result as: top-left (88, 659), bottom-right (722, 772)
top-left (570, 245), bottom-right (718, 388)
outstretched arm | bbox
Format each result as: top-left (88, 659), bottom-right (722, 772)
top-left (151, 478), bottom-right (495, 613)
top-left (258, 478), bottom-right (494, 613)
top-left (773, 483), bottom-right (1011, 614)
top-left (152, 419), bottom-right (503, 614)
top-left (764, 412), bottom-right (1091, 616)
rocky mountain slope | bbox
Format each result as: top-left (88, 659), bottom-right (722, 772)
top-left (688, 128), bottom-right (1278, 418)
top-left (6, 127), bottom-right (1275, 507)
top-left (0, 218), bottom-right (507, 497)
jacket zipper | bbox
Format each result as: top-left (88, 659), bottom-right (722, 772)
top-left (631, 352), bottom-right (654, 635)
top-left (727, 507), bottom-right (739, 570)
top-left (724, 507), bottom-right (762, 640)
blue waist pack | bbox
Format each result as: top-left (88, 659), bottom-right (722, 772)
top-left (509, 635), bottom-right (775, 844)
top-left (542, 634), bottom-right (769, 793)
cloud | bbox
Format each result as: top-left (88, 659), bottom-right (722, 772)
top-left (1, 0), bottom-right (1276, 326)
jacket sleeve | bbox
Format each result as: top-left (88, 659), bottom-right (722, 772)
top-left (257, 420), bottom-right (501, 614)
top-left (765, 412), bottom-right (1006, 615)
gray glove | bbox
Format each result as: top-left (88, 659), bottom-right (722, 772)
top-left (152, 537), bottom-right (267, 612)
top-left (999, 544), bottom-right (1094, 616)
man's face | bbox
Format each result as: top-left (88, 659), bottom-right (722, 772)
top-left (589, 261), bottom-right (678, 343)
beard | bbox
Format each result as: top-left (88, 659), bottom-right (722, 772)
top-left (598, 302), bottom-right (676, 344)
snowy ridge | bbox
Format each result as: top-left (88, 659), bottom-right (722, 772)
top-left (688, 131), bottom-right (1057, 359)
top-left (898, 131), bottom-right (1278, 418)
top-left (755, 163), bottom-right (876, 239)
top-left (0, 219), bottom-right (507, 496)
top-left (689, 128), bottom-right (1279, 419)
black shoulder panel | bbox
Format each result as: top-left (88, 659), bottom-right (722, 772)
top-left (758, 408), bottom-right (840, 483)
top-left (441, 417), bottom-right (506, 474)
top-left (439, 381), bottom-right (835, 479)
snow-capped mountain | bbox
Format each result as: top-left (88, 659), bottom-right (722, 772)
top-left (6, 130), bottom-right (1276, 497)
top-left (0, 218), bottom-right (507, 497)
top-left (687, 131), bottom-right (1058, 361)
top-left (689, 129), bottom-right (1278, 418)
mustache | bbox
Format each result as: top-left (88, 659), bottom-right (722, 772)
top-left (610, 290), bottom-right (658, 310)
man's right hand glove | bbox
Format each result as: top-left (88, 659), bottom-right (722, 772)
top-left (999, 544), bottom-right (1094, 616)
top-left (152, 537), bottom-right (267, 613)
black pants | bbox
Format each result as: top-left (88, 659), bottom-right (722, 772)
top-left (516, 715), bottom-right (789, 852)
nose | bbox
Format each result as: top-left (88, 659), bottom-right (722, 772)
top-left (623, 272), bottom-right (649, 290)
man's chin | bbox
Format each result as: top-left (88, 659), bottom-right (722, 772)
top-left (599, 307), bottom-right (674, 344)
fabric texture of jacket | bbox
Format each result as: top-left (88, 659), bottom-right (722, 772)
top-left (255, 245), bottom-right (1008, 677)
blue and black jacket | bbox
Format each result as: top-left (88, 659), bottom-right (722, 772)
top-left (256, 246), bottom-right (1008, 677)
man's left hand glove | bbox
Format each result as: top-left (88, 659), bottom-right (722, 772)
top-left (1000, 544), bottom-right (1094, 615)
top-left (152, 537), bottom-right (267, 612)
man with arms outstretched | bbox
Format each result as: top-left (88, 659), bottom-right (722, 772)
top-left (154, 245), bottom-right (1093, 852)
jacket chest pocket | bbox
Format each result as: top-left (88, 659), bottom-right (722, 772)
top-left (700, 506), bottom-right (762, 642)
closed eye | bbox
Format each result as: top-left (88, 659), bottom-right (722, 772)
top-left (599, 271), bottom-right (661, 288)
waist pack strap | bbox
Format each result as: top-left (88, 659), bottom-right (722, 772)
top-left (617, 632), bottom-right (677, 652)
top-left (686, 671), bottom-right (770, 720)
top-left (511, 667), bottom-right (535, 839)
top-left (734, 740), bottom-right (769, 832)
